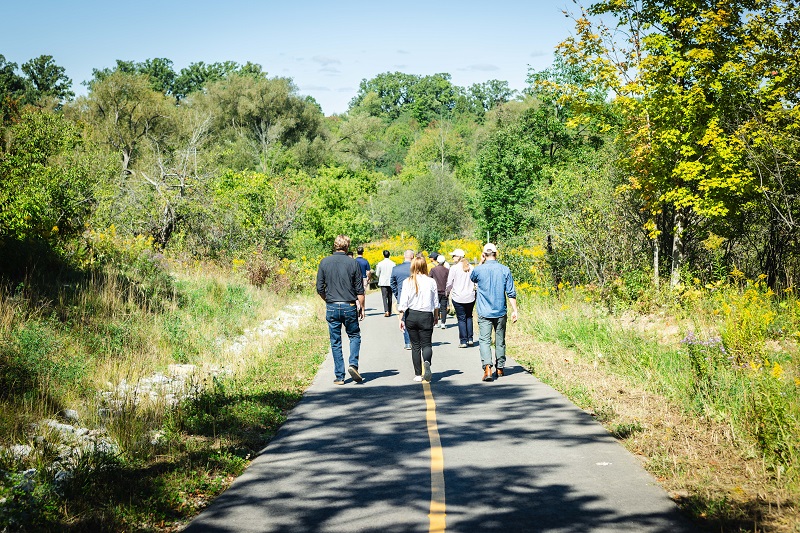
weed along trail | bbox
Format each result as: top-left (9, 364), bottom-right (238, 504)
top-left (185, 292), bottom-right (692, 532)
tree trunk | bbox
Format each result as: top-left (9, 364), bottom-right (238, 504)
top-left (653, 238), bottom-right (660, 288)
top-left (670, 208), bottom-right (686, 288)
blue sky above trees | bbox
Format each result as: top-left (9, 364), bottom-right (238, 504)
top-left (1, 0), bottom-right (574, 114)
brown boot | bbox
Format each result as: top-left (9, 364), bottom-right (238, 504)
top-left (495, 367), bottom-right (504, 378)
top-left (483, 365), bottom-right (493, 382)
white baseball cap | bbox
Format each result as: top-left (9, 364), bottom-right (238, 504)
top-left (450, 248), bottom-right (466, 257)
top-left (483, 243), bottom-right (498, 254)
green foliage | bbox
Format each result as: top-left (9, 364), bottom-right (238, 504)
top-left (0, 108), bottom-right (100, 246)
top-left (0, 322), bottom-right (86, 400)
top-left (21, 55), bottom-right (74, 103)
top-left (301, 166), bottom-right (377, 247)
top-left (475, 108), bottom-right (547, 240)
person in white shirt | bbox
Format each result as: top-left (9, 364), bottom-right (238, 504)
top-left (373, 250), bottom-right (397, 317)
top-left (445, 249), bottom-right (476, 348)
top-left (397, 256), bottom-right (439, 382)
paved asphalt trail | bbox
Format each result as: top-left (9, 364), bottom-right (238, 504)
top-left (184, 292), bottom-right (692, 532)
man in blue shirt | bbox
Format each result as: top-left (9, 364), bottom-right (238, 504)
top-left (355, 246), bottom-right (371, 291)
top-left (470, 243), bottom-right (519, 382)
top-left (390, 249), bottom-right (415, 350)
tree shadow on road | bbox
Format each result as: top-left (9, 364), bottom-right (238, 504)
top-left (185, 376), bottom-right (702, 533)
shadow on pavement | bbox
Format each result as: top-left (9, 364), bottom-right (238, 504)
top-left (185, 375), bottom-right (695, 532)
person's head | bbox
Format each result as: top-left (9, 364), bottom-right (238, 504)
top-left (436, 255), bottom-right (445, 264)
top-left (483, 242), bottom-right (498, 259)
top-left (403, 249), bottom-right (415, 262)
top-left (450, 248), bottom-right (467, 270)
top-left (383, 250), bottom-right (390, 258)
top-left (334, 234), bottom-right (351, 252)
top-left (409, 255), bottom-right (428, 294)
top-left (410, 255), bottom-right (428, 276)
top-left (347, 251), bottom-right (354, 257)
top-left (357, 246), bottom-right (364, 256)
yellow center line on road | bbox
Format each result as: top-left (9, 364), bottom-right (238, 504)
top-left (422, 381), bottom-right (446, 533)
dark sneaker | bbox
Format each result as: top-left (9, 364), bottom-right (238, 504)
top-left (423, 361), bottom-right (432, 382)
top-left (348, 365), bottom-right (363, 383)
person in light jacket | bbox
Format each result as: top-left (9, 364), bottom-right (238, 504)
top-left (445, 248), bottom-right (476, 348)
top-left (397, 256), bottom-right (439, 382)
top-left (374, 250), bottom-right (396, 317)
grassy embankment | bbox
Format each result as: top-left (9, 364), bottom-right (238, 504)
top-left (510, 284), bottom-right (800, 533)
top-left (0, 252), bottom-right (328, 531)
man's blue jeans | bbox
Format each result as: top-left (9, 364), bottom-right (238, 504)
top-left (326, 303), bottom-right (361, 380)
top-left (478, 314), bottom-right (507, 369)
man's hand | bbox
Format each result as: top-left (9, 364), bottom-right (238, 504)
top-left (358, 305), bottom-right (365, 320)
top-left (399, 318), bottom-right (406, 331)
top-left (511, 310), bottom-right (518, 323)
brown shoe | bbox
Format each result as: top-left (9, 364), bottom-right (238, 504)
top-left (495, 367), bottom-right (504, 378)
top-left (384, 312), bottom-right (390, 317)
top-left (482, 365), bottom-right (493, 382)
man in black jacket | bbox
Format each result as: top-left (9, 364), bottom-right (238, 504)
top-left (316, 235), bottom-right (366, 385)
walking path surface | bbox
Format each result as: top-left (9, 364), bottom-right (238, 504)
top-left (185, 292), bottom-right (692, 532)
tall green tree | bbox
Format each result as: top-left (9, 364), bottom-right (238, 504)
top-left (21, 55), bottom-right (74, 103)
top-left (0, 109), bottom-right (102, 245)
top-left (558, 0), bottom-right (761, 286)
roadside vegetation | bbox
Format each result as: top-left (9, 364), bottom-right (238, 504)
top-left (3, 1), bottom-right (800, 531)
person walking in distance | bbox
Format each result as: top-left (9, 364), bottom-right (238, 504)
top-left (470, 243), bottom-right (518, 382)
top-left (446, 249), bottom-right (476, 348)
top-left (316, 235), bottom-right (366, 385)
top-left (355, 246), bottom-right (372, 291)
top-left (397, 256), bottom-right (439, 382)
top-left (429, 255), bottom-right (450, 329)
top-left (390, 249), bottom-right (415, 350)
top-left (374, 250), bottom-right (396, 317)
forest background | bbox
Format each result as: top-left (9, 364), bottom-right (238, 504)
top-left (2, 1), bottom-right (800, 531)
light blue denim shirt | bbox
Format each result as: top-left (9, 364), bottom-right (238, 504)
top-left (470, 260), bottom-right (517, 318)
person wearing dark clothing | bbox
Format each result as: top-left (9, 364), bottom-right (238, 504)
top-left (429, 255), bottom-right (450, 329)
top-left (355, 246), bottom-right (371, 291)
top-left (390, 249), bottom-right (415, 349)
top-left (316, 235), bottom-right (366, 385)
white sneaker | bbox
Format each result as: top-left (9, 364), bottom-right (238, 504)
top-left (413, 375), bottom-right (423, 382)
top-left (423, 361), bottom-right (432, 382)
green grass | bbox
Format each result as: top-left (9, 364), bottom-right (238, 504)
top-left (512, 289), bottom-right (800, 531)
top-left (0, 259), bottom-right (329, 531)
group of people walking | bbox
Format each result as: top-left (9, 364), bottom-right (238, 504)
top-left (315, 235), bottom-right (518, 385)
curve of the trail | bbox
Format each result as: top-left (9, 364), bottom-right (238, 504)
top-left (184, 291), bottom-right (691, 533)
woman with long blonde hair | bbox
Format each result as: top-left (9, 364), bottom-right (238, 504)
top-left (397, 256), bottom-right (439, 381)
top-left (445, 249), bottom-right (476, 348)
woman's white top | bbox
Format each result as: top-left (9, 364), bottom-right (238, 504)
top-left (445, 264), bottom-right (476, 304)
top-left (397, 274), bottom-right (438, 313)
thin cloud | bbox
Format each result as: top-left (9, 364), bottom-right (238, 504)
top-left (319, 66), bottom-right (341, 74)
top-left (301, 85), bottom-right (331, 92)
top-left (530, 50), bottom-right (547, 58)
top-left (462, 64), bottom-right (500, 72)
top-left (397, 49), bottom-right (410, 54)
top-left (337, 87), bottom-right (355, 93)
top-left (312, 55), bottom-right (341, 66)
